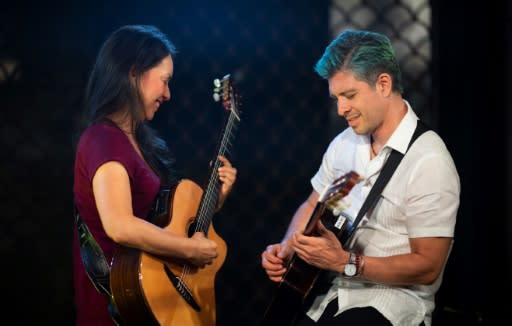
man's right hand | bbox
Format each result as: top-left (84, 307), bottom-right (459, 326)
top-left (261, 242), bottom-right (293, 282)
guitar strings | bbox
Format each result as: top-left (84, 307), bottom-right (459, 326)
top-left (179, 108), bottom-right (238, 283)
top-left (196, 111), bottom-right (235, 234)
top-left (195, 111), bottom-right (237, 232)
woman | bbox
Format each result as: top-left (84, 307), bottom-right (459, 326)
top-left (72, 25), bottom-right (237, 325)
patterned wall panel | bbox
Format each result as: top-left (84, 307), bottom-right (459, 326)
top-left (327, 0), bottom-right (434, 136)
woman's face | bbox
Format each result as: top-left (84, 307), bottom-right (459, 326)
top-left (138, 54), bottom-right (174, 121)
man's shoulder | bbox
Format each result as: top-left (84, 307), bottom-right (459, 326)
top-left (330, 127), bottom-right (365, 147)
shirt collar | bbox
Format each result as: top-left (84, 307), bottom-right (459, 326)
top-left (383, 100), bottom-right (419, 155)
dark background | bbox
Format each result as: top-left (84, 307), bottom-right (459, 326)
top-left (0, 0), bottom-right (510, 325)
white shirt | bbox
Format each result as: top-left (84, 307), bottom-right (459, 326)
top-left (307, 101), bottom-right (460, 326)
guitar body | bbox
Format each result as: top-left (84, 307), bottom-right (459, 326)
top-left (261, 256), bottom-right (326, 325)
top-left (261, 171), bottom-right (361, 326)
top-left (110, 179), bottom-right (227, 326)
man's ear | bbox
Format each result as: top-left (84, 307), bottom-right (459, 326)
top-left (376, 73), bottom-right (393, 97)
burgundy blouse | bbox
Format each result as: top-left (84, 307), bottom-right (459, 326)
top-left (72, 122), bottom-right (160, 325)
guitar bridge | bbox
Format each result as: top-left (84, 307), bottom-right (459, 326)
top-left (164, 265), bottom-right (201, 311)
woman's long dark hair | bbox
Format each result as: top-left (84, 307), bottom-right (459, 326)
top-left (75, 25), bottom-right (178, 185)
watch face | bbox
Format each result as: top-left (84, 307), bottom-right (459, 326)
top-left (344, 263), bottom-right (357, 276)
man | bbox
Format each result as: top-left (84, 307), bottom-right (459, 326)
top-left (261, 29), bottom-right (460, 326)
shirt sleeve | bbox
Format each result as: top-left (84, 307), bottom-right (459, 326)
top-left (311, 138), bottom-right (339, 195)
top-left (311, 129), bottom-right (359, 196)
top-left (79, 124), bottom-right (136, 183)
top-left (405, 155), bottom-right (460, 238)
top-left (405, 142), bottom-right (460, 238)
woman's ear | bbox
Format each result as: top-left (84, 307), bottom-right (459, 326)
top-left (376, 73), bottom-right (392, 97)
top-left (129, 66), bottom-right (137, 83)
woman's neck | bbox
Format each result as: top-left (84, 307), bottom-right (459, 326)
top-left (107, 111), bottom-right (133, 134)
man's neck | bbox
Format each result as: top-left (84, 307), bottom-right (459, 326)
top-left (371, 96), bottom-right (407, 152)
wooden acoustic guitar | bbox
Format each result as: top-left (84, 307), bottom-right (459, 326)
top-left (110, 74), bottom-right (241, 325)
top-left (260, 171), bottom-right (362, 326)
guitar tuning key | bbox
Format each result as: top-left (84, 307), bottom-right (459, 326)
top-left (213, 78), bottom-right (222, 102)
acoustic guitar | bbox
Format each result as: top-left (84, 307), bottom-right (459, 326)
top-left (110, 74), bottom-right (241, 325)
top-left (260, 171), bottom-right (362, 326)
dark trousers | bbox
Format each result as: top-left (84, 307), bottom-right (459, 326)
top-left (295, 298), bottom-right (425, 326)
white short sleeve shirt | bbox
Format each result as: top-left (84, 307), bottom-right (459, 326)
top-left (308, 102), bottom-right (460, 326)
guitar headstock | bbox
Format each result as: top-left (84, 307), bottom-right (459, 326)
top-left (321, 171), bottom-right (363, 212)
top-left (213, 74), bottom-right (241, 121)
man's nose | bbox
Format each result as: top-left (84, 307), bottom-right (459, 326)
top-left (337, 98), bottom-right (349, 116)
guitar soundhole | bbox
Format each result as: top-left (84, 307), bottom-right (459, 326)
top-left (188, 221), bottom-right (197, 237)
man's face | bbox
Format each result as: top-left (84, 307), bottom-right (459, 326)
top-left (328, 70), bottom-right (384, 135)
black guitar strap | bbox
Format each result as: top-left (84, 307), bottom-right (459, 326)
top-left (341, 120), bottom-right (430, 246)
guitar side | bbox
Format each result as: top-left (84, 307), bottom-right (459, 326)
top-left (110, 179), bottom-right (227, 326)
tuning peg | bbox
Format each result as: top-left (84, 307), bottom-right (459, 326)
top-left (213, 93), bottom-right (221, 102)
top-left (213, 78), bottom-right (221, 88)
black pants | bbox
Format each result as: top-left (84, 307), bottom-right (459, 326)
top-left (295, 298), bottom-right (425, 326)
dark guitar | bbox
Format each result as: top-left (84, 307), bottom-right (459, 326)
top-left (110, 74), bottom-right (241, 326)
top-left (260, 171), bottom-right (362, 326)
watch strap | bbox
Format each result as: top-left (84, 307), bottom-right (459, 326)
top-left (346, 252), bottom-right (363, 277)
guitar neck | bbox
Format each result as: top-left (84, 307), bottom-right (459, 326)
top-left (303, 202), bottom-right (326, 236)
top-left (195, 109), bottom-right (240, 233)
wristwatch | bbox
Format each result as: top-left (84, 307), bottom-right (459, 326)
top-left (344, 252), bottom-right (358, 277)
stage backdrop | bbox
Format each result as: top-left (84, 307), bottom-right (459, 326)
top-left (1, 0), bottom-right (509, 325)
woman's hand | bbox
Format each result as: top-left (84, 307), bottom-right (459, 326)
top-left (216, 155), bottom-right (237, 210)
top-left (187, 232), bottom-right (218, 267)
